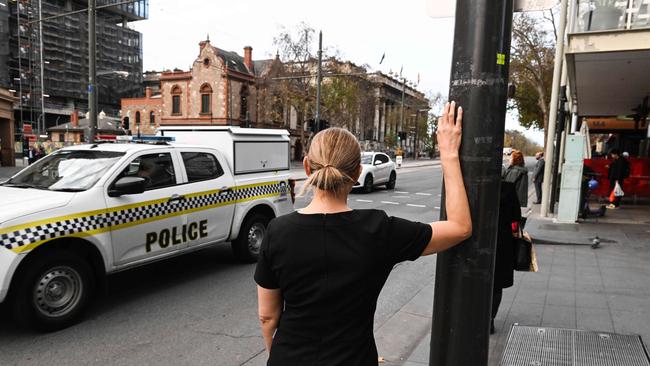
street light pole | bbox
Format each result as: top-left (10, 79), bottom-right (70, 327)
top-left (541, 0), bottom-right (569, 217)
top-left (38, 0), bottom-right (45, 136)
top-left (429, 0), bottom-right (513, 364)
top-left (315, 30), bottom-right (323, 132)
top-left (88, 0), bottom-right (97, 142)
top-left (400, 77), bottom-right (405, 149)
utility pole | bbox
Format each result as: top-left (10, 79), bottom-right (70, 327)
top-left (429, 0), bottom-right (513, 365)
top-left (38, 0), bottom-right (45, 136)
top-left (88, 0), bottom-right (97, 142)
top-left (400, 78), bottom-right (405, 148)
top-left (16, 0), bottom-right (24, 132)
top-left (549, 85), bottom-right (567, 213)
top-left (315, 30), bottom-right (323, 132)
top-left (541, 0), bottom-right (569, 217)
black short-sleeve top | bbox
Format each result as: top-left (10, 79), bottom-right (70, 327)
top-left (255, 209), bottom-right (432, 366)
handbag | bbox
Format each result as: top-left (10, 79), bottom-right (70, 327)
top-left (513, 228), bottom-right (538, 272)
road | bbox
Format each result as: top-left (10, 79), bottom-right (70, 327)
top-left (0, 165), bottom-right (444, 366)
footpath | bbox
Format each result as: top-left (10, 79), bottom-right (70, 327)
top-left (391, 196), bottom-right (650, 365)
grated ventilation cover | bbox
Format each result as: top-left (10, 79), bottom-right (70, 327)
top-left (500, 325), bottom-right (650, 366)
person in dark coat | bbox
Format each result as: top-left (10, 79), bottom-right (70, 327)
top-left (491, 181), bottom-right (521, 334)
top-left (532, 152), bottom-right (545, 204)
top-left (502, 149), bottom-right (529, 207)
top-left (606, 148), bottom-right (629, 209)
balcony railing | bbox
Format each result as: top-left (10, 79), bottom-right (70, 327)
top-left (572, 0), bottom-right (650, 32)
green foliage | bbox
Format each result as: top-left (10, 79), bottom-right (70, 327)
top-left (509, 13), bottom-right (555, 132)
top-left (384, 132), bottom-right (397, 149)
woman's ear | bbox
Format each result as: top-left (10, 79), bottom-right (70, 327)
top-left (303, 157), bottom-right (311, 176)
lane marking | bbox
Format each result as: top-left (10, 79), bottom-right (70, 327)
top-left (407, 204), bottom-right (426, 208)
top-left (391, 195), bottom-right (410, 199)
top-left (434, 206), bottom-right (441, 210)
top-left (416, 192), bottom-right (432, 196)
top-left (381, 201), bottom-right (399, 205)
top-left (356, 199), bottom-right (373, 203)
top-left (395, 191), bottom-right (409, 194)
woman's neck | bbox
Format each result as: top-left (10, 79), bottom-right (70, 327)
top-left (299, 189), bottom-right (351, 214)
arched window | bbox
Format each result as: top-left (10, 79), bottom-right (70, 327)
top-left (149, 111), bottom-right (155, 125)
top-left (171, 85), bottom-right (182, 115)
top-left (200, 83), bottom-right (212, 114)
top-left (240, 85), bottom-right (249, 121)
top-left (135, 111), bottom-right (141, 125)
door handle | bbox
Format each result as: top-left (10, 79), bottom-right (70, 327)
top-left (168, 194), bottom-right (185, 202)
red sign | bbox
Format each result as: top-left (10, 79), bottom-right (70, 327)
top-left (23, 124), bottom-right (32, 134)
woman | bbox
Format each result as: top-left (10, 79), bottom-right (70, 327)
top-left (255, 102), bottom-right (471, 365)
top-left (491, 181), bottom-right (521, 334)
top-left (502, 150), bottom-right (528, 207)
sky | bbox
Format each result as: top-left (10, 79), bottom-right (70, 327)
top-left (131, 0), bottom-right (545, 145)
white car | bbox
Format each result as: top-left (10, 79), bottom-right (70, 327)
top-left (354, 152), bottom-right (397, 193)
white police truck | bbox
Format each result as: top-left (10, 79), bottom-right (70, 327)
top-left (0, 128), bottom-right (294, 330)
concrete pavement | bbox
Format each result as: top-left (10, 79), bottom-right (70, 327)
top-left (402, 198), bottom-right (650, 365)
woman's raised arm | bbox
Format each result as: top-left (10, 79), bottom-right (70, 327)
top-left (422, 101), bottom-right (472, 255)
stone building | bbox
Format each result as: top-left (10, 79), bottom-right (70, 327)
top-left (121, 38), bottom-right (429, 159)
top-left (0, 88), bottom-right (17, 166)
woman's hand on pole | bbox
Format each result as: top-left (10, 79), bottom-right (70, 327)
top-left (422, 101), bottom-right (472, 256)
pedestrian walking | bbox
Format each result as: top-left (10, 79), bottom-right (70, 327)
top-left (255, 102), bottom-right (472, 366)
top-left (532, 152), bottom-right (544, 204)
top-left (27, 145), bottom-right (35, 165)
top-left (502, 150), bottom-right (529, 207)
top-left (606, 148), bottom-right (629, 209)
top-left (491, 181), bottom-right (521, 334)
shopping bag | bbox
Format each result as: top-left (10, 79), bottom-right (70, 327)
top-left (614, 181), bottom-right (624, 197)
top-left (514, 236), bottom-right (532, 271)
top-left (609, 188), bottom-right (616, 203)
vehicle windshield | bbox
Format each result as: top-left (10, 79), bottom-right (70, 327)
top-left (2, 150), bottom-right (125, 191)
top-left (360, 154), bottom-right (373, 165)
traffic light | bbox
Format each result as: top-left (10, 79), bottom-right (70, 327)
top-left (397, 131), bottom-right (407, 141)
top-left (309, 119), bottom-right (330, 132)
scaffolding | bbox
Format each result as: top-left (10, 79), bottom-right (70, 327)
top-left (7, 0), bottom-right (147, 138)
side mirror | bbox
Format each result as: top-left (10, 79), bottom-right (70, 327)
top-left (108, 177), bottom-right (146, 197)
top-left (374, 160), bottom-right (382, 165)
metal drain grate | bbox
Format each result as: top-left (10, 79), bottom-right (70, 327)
top-left (500, 325), bottom-right (650, 366)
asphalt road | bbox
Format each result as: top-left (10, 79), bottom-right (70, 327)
top-left (0, 165), bottom-right (444, 366)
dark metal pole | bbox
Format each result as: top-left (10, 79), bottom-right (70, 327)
top-left (429, 0), bottom-right (513, 365)
top-left (400, 78), bottom-right (405, 149)
top-left (88, 0), bottom-right (97, 142)
top-left (315, 30), bottom-right (322, 132)
top-left (549, 86), bottom-right (567, 214)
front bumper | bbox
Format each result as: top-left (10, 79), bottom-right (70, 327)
top-left (0, 246), bottom-right (21, 303)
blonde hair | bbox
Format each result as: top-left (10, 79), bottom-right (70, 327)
top-left (300, 127), bottom-right (361, 196)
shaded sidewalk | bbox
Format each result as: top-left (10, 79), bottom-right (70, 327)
top-left (401, 200), bottom-right (650, 365)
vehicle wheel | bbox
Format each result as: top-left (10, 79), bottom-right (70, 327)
top-left (386, 171), bottom-right (396, 190)
top-left (363, 175), bottom-right (374, 194)
top-left (10, 251), bottom-right (94, 331)
top-left (232, 213), bottom-right (270, 263)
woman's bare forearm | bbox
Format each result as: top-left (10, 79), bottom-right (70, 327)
top-left (260, 315), bottom-right (280, 352)
top-left (422, 102), bottom-right (472, 255)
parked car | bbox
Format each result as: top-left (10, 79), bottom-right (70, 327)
top-left (354, 152), bottom-right (397, 193)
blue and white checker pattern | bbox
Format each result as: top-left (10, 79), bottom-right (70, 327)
top-left (0, 181), bottom-right (286, 252)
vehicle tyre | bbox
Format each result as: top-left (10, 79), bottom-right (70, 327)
top-left (386, 171), bottom-right (397, 190)
top-left (10, 250), bottom-right (94, 331)
top-left (363, 174), bottom-right (374, 194)
top-left (232, 213), bottom-right (270, 263)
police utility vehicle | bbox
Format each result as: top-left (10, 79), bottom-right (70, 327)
top-left (0, 127), bottom-right (294, 330)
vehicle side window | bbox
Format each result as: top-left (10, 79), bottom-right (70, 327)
top-left (181, 152), bottom-right (224, 182)
top-left (377, 154), bottom-right (389, 164)
top-left (118, 153), bottom-right (177, 190)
